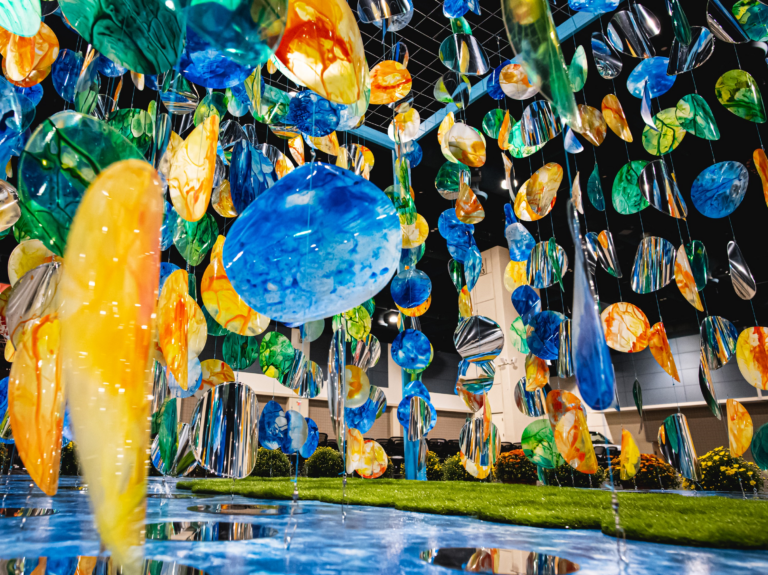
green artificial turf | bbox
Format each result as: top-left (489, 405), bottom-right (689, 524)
top-left (177, 477), bottom-right (768, 550)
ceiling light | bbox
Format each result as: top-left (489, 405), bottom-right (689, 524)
top-left (500, 179), bottom-right (508, 189)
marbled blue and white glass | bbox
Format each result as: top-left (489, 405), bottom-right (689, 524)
top-left (392, 329), bottom-right (433, 373)
top-left (94, 54), bottom-right (128, 77)
top-left (177, 27), bottom-right (255, 89)
top-left (13, 83), bottom-right (43, 106)
top-left (505, 204), bottom-right (536, 262)
top-left (229, 141), bottom-right (275, 215)
top-left (511, 285), bottom-right (541, 325)
top-left (160, 201), bottom-right (178, 251)
top-left (401, 139), bottom-right (423, 167)
top-left (258, 400), bottom-right (287, 450)
top-left (345, 398), bottom-right (379, 435)
top-left (227, 83), bottom-right (251, 117)
top-left (569, 0), bottom-right (620, 14)
top-left (280, 409), bottom-right (309, 455)
top-left (526, 310), bottom-right (567, 361)
top-left (286, 91), bottom-right (340, 138)
top-left (464, 245), bottom-right (482, 292)
top-left (438, 208), bottom-right (475, 263)
top-left (563, 127), bottom-right (584, 154)
top-left (166, 359), bottom-right (202, 399)
top-left (567, 202), bottom-right (616, 410)
top-left (391, 268), bottom-right (432, 309)
top-left (51, 49), bottom-right (83, 103)
top-left (223, 163), bottom-right (400, 323)
top-left (300, 417), bottom-right (319, 458)
top-left (690, 161), bottom-right (749, 218)
top-left (443, 0), bottom-right (480, 19)
top-left (487, 60), bottom-right (512, 100)
top-left (626, 57), bottom-right (675, 98)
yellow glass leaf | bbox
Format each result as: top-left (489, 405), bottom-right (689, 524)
top-left (288, 135), bottom-right (305, 165)
top-left (369, 60), bottom-right (411, 105)
top-left (168, 115), bottom-right (220, 222)
top-left (9, 313), bottom-right (63, 495)
top-left (619, 429), bottom-right (640, 480)
top-left (438, 112), bottom-right (457, 163)
top-left (202, 236), bottom-right (270, 336)
top-left (200, 358), bottom-right (235, 390)
top-left (504, 260), bottom-right (528, 291)
top-left (674, 244), bottom-right (703, 311)
top-left (459, 286), bottom-right (473, 318)
top-left (211, 180), bottom-right (237, 218)
top-left (554, 409), bottom-right (597, 474)
top-left (401, 213), bottom-right (429, 249)
top-left (513, 181), bottom-right (544, 222)
top-left (447, 123), bottom-right (486, 167)
top-left (525, 353), bottom-right (549, 390)
top-left (602, 94), bottom-right (633, 143)
top-left (307, 132), bottom-right (339, 156)
top-left (727, 399), bottom-right (753, 457)
top-left (8, 239), bottom-right (59, 285)
top-left (498, 110), bottom-right (511, 151)
top-left (60, 159), bottom-right (164, 574)
top-left (456, 181), bottom-right (485, 224)
top-left (274, 0), bottom-right (369, 105)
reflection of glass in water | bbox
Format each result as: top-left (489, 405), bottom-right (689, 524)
top-left (422, 548), bottom-right (579, 575)
top-left (0, 508), bottom-right (56, 518)
top-left (188, 504), bottom-right (307, 516)
top-left (0, 558), bottom-right (211, 575)
top-left (145, 521), bottom-right (278, 541)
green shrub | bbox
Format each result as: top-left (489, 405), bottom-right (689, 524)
top-left (543, 463), bottom-right (606, 488)
top-left (683, 446), bottom-right (765, 492)
top-left (250, 448), bottom-right (291, 478)
top-left (426, 451), bottom-right (443, 481)
top-left (610, 453), bottom-right (680, 490)
top-left (60, 442), bottom-right (81, 476)
top-left (495, 449), bottom-right (537, 484)
top-left (305, 446), bottom-right (344, 478)
top-left (442, 452), bottom-right (493, 481)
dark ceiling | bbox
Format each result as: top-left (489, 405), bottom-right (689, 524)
top-left (0, 0), bottom-right (765, 372)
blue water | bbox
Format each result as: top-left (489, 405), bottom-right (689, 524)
top-left (0, 476), bottom-right (766, 574)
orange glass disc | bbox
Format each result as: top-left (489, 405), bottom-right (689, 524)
top-left (600, 302), bottom-right (651, 353)
top-left (370, 60), bottom-right (412, 105)
top-left (648, 321), bottom-right (680, 382)
top-left (0, 21), bottom-right (58, 87)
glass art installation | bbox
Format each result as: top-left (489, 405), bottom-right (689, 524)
top-left (726, 399), bottom-right (753, 458)
top-left (736, 326), bottom-right (768, 389)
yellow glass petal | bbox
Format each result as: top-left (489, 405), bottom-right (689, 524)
top-left (0, 22), bottom-right (58, 87)
top-left (336, 145), bottom-right (350, 169)
top-left (60, 159), bottom-right (163, 574)
top-left (674, 244), bottom-right (703, 311)
top-left (498, 110), bottom-right (511, 151)
top-left (736, 326), bottom-right (768, 390)
top-left (202, 235), bottom-right (270, 336)
top-left (400, 213), bottom-right (428, 249)
top-left (554, 409), bottom-right (597, 474)
top-left (274, 0), bottom-right (369, 105)
top-left (754, 148), bottom-right (768, 207)
top-left (369, 60), bottom-right (411, 105)
top-left (358, 440), bottom-right (388, 479)
top-left (8, 239), bottom-right (59, 285)
top-left (168, 115), bottom-right (219, 222)
top-left (726, 399), bottom-right (753, 457)
top-left (288, 135), bottom-right (305, 166)
top-left (438, 112), bottom-right (458, 163)
top-left (525, 353), bottom-right (549, 390)
top-left (4, 339), bottom-right (14, 362)
top-left (513, 181), bottom-right (544, 222)
top-left (456, 181), bottom-right (485, 224)
top-left (447, 123), bottom-right (486, 167)
top-left (211, 180), bottom-right (238, 218)
top-left (526, 162), bottom-right (562, 217)
top-left (9, 313), bottom-right (63, 495)
top-left (307, 132), bottom-right (339, 156)
top-left (503, 260), bottom-right (528, 291)
top-left (200, 358), bottom-right (235, 390)
top-left (619, 429), bottom-right (640, 480)
top-left (648, 321), bottom-right (680, 382)
top-left (346, 427), bottom-right (364, 474)
top-left (601, 94), bottom-right (633, 143)
top-left (458, 286), bottom-right (473, 318)
top-left (158, 131), bottom-right (183, 179)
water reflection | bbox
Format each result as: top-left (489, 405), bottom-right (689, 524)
top-left (0, 558), bottom-right (210, 575)
top-left (145, 521), bottom-right (277, 541)
top-left (421, 548), bottom-right (579, 574)
top-left (188, 504), bottom-right (307, 516)
top-left (0, 508), bottom-right (56, 517)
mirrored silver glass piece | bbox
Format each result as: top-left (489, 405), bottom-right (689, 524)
top-left (606, 6), bottom-right (659, 58)
top-left (456, 359), bottom-right (496, 393)
top-left (151, 360), bottom-right (169, 420)
top-left (727, 241), bottom-right (756, 300)
top-left (454, 316), bottom-right (504, 362)
top-left (369, 385), bottom-right (388, 419)
top-left (146, 521), bottom-right (277, 541)
top-left (190, 382), bottom-right (259, 479)
top-left (189, 504), bottom-right (307, 516)
top-left (596, 230), bottom-right (622, 278)
top-left (357, 0), bottom-right (413, 23)
top-left (590, 32), bottom-right (623, 79)
top-left (434, 73), bottom-right (472, 108)
top-left (6, 262), bottom-right (62, 347)
top-left (667, 26), bottom-right (716, 75)
top-left (327, 328), bottom-right (347, 442)
top-left (459, 417), bottom-right (486, 465)
top-left (658, 413), bottom-right (700, 481)
top-left (520, 100), bottom-right (563, 147)
top-left (700, 315), bottom-right (739, 370)
top-left (707, 0), bottom-right (750, 44)
top-left (407, 396), bottom-right (431, 441)
top-left (631, 236), bottom-right (676, 294)
top-left (372, 7), bottom-right (414, 33)
top-left (439, 34), bottom-right (490, 75)
top-left (351, 334), bottom-right (381, 370)
top-left (638, 160), bottom-right (688, 219)
top-left (151, 418), bottom-right (198, 477)
top-left (698, 353), bottom-right (722, 420)
top-left (514, 379), bottom-right (551, 417)
top-left (219, 119), bottom-right (247, 151)
top-left (641, 81), bottom-right (657, 130)
top-left (390, 41), bottom-right (409, 68)
top-left (557, 319), bottom-right (573, 378)
top-left (284, 349), bottom-right (308, 390)
top-left (212, 155), bottom-right (226, 189)
top-left (292, 359), bottom-right (324, 399)
top-left (91, 95), bottom-right (117, 120)
top-left (0, 508), bottom-right (56, 517)
top-left (583, 232), bottom-right (598, 276)
top-left (0, 180), bottom-right (21, 232)
top-left (422, 548), bottom-right (580, 574)
top-left (0, 559), bottom-right (213, 575)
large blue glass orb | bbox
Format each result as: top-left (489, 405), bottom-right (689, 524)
top-left (392, 328), bottom-right (434, 373)
top-left (390, 268), bottom-right (432, 309)
top-left (223, 162), bottom-right (401, 324)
